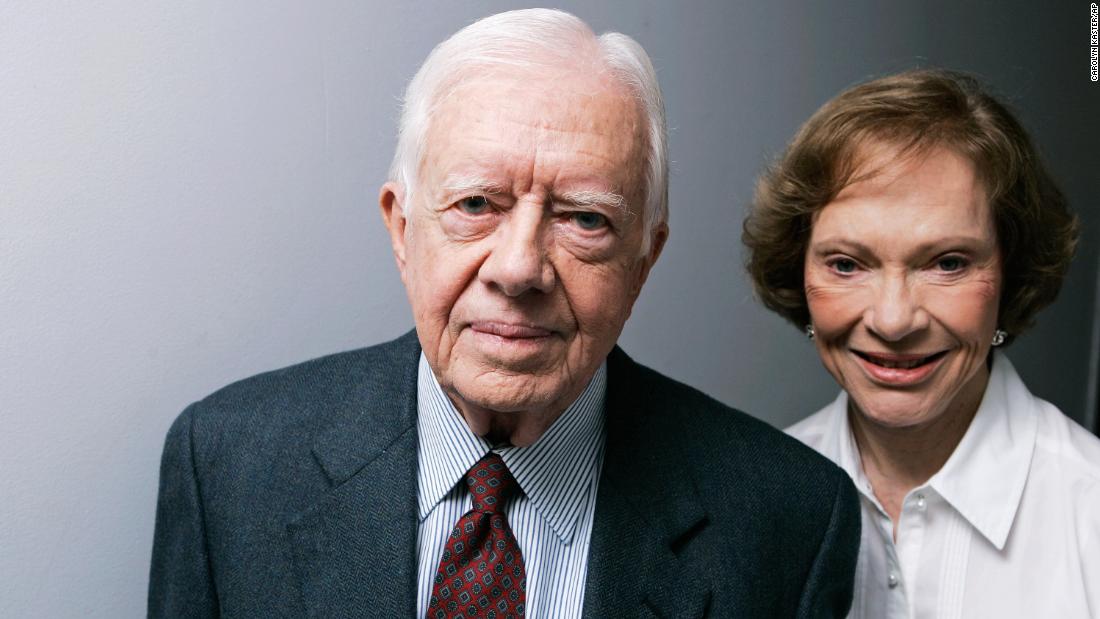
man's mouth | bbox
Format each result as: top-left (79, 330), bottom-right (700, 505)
top-left (468, 321), bottom-right (554, 339)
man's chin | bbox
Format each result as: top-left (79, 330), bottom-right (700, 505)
top-left (449, 370), bottom-right (565, 416)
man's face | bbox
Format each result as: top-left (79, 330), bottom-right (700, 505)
top-left (381, 68), bottom-right (664, 425)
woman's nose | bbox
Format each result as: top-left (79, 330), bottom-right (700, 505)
top-left (865, 275), bottom-right (929, 341)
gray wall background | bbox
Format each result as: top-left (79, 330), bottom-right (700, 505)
top-left (2, 1), bottom-right (1096, 616)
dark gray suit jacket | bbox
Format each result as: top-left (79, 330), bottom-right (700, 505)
top-left (149, 331), bottom-right (859, 618)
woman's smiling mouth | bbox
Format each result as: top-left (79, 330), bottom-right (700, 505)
top-left (852, 350), bottom-right (949, 385)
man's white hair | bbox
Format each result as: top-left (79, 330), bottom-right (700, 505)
top-left (388, 8), bottom-right (668, 253)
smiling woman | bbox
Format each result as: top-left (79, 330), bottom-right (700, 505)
top-left (743, 69), bottom-right (1099, 617)
top-left (804, 144), bottom-right (1001, 434)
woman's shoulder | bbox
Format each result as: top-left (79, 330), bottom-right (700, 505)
top-left (1014, 393), bottom-right (1100, 546)
top-left (1030, 398), bottom-right (1100, 488)
top-left (994, 353), bottom-right (1100, 490)
top-left (1022, 399), bottom-right (1100, 572)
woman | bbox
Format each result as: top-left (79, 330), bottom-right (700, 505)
top-left (743, 69), bottom-right (1099, 617)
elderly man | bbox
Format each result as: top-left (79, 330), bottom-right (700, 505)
top-left (149, 9), bottom-right (858, 618)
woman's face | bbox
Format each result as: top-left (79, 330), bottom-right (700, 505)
top-left (804, 144), bottom-right (1002, 430)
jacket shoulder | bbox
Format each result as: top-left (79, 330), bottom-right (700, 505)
top-left (609, 348), bottom-right (849, 490)
top-left (168, 330), bottom-right (420, 463)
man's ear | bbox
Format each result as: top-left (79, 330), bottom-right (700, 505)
top-left (629, 222), bottom-right (669, 300)
top-left (379, 181), bottom-right (409, 283)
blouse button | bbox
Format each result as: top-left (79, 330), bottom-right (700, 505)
top-left (916, 493), bottom-right (926, 509)
top-left (888, 572), bottom-right (899, 588)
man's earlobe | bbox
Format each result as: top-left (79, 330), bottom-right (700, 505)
top-left (648, 222), bottom-right (669, 267)
top-left (630, 222), bottom-right (669, 299)
top-left (379, 182), bottom-right (409, 279)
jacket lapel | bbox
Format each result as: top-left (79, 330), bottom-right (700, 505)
top-left (583, 348), bottom-right (712, 619)
top-left (286, 331), bottom-right (422, 618)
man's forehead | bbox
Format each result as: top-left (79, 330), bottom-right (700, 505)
top-left (419, 71), bottom-right (645, 189)
top-left (440, 66), bottom-right (636, 125)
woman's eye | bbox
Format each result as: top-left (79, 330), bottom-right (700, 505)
top-left (457, 196), bottom-right (490, 215)
top-left (571, 211), bottom-right (607, 231)
top-left (936, 256), bottom-right (967, 272)
top-left (831, 258), bottom-right (858, 274)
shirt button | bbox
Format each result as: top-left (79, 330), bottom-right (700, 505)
top-left (916, 493), bottom-right (926, 509)
top-left (888, 572), bottom-right (899, 588)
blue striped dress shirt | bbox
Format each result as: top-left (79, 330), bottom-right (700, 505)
top-left (415, 353), bottom-right (607, 619)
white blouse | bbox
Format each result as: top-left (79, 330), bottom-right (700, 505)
top-left (788, 352), bottom-right (1100, 618)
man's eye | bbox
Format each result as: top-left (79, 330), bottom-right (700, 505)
top-left (936, 256), bottom-right (967, 272)
top-left (457, 196), bottom-right (490, 215)
top-left (571, 212), bottom-right (607, 231)
top-left (830, 258), bottom-right (857, 274)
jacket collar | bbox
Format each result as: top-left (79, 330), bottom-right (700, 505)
top-left (306, 330), bottom-right (422, 485)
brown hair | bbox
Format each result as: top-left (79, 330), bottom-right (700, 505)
top-left (742, 69), bottom-right (1078, 343)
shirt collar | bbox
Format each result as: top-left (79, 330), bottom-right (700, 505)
top-left (810, 351), bottom-right (1038, 550)
top-left (927, 351), bottom-right (1038, 549)
top-left (416, 353), bottom-right (607, 545)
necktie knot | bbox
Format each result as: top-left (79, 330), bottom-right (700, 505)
top-left (465, 453), bottom-right (518, 513)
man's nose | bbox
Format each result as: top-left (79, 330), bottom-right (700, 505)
top-left (478, 202), bottom-right (555, 296)
top-left (864, 274), bottom-right (929, 342)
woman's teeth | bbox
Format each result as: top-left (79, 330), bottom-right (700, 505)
top-left (858, 352), bottom-right (944, 369)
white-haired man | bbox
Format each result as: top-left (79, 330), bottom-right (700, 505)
top-left (149, 9), bottom-right (859, 618)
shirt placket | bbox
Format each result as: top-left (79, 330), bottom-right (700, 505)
top-left (856, 489), bottom-right (909, 619)
top-left (894, 486), bottom-right (930, 619)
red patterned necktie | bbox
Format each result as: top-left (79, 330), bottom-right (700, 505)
top-left (428, 453), bottom-right (527, 619)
